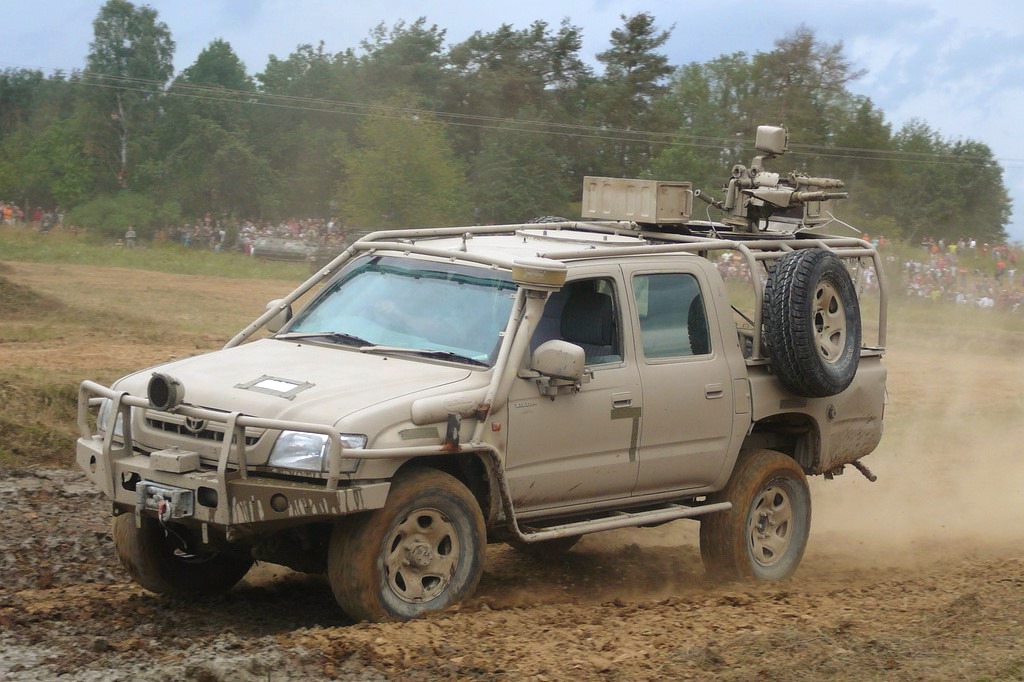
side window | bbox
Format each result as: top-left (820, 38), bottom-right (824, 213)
top-left (532, 278), bottom-right (622, 364)
top-left (633, 273), bottom-right (710, 358)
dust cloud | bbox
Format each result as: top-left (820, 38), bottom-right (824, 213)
top-left (573, 325), bottom-right (1024, 579)
top-left (811, 340), bottom-right (1024, 566)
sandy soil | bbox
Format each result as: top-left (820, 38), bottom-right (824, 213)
top-left (1, 261), bottom-right (1022, 681)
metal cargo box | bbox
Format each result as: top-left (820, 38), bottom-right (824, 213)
top-left (582, 177), bottom-right (693, 224)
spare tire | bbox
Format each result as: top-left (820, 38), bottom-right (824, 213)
top-left (525, 216), bottom-right (572, 224)
top-left (763, 248), bottom-right (861, 397)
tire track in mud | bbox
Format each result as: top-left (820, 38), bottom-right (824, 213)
top-left (2, 468), bottom-right (1022, 681)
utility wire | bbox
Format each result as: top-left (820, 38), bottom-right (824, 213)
top-left (4, 61), bottom-right (1022, 168)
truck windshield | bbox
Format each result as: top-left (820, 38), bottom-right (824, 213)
top-left (283, 255), bottom-right (516, 366)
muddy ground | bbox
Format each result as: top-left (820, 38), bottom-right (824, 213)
top-left (1, 261), bottom-right (1023, 681)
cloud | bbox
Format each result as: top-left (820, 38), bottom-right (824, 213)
top-left (839, 3), bottom-right (1024, 237)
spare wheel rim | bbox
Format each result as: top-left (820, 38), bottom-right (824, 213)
top-left (813, 280), bottom-right (846, 363)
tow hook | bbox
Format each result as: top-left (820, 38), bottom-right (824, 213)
top-left (851, 460), bottom-right (878, 482)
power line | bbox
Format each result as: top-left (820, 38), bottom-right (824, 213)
top-left (90, 72), bottom-right (1024, 168)
top-left (4, 60), bottom-right (1022, 169)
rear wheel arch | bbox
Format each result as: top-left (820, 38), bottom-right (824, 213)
top-left (743, 413), bottom-right (820, 471)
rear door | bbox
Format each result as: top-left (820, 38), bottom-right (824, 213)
top-left (623, 263), bottom-right (737, 494)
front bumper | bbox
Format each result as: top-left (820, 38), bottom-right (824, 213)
top-left (75, 380), bottom-right (398, 532)
top-left (76, 380), bottom-right (475, 533)
top-left (76, 436), bottom-right (390, 530)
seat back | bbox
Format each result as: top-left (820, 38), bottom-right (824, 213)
top-left (560, 285), bottom-right (615, 361)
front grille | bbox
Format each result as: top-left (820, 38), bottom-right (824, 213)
top-left (146, 414), bottom-right (262, 446)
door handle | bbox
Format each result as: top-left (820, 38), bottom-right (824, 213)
top-left (612, 392), bottom-right (633, 408)
top-left (705, 383), bottom-right (725, 399)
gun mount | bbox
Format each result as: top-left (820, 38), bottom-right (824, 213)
top-left (714, 126), bottom-right (848, 232)
top-left (583, 125), bottom-right (850, 237)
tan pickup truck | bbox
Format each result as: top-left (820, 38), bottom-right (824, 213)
top-left (76, 126), bottom-right (887, 621)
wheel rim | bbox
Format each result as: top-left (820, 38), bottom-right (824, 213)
top-left (384, 507), bottom-right (460, 604)
top-left (812, 280), bottom-right (846, 363)
top-left (747, 483), bottom-right (795, 568)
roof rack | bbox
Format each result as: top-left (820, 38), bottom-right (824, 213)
top-left (226, 220), bottom-right (886, 356)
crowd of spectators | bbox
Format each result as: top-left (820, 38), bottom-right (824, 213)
top-left (6, 204), bottom-right (1024, 312)
top-left (2, 205), bottom-right (352, 255)
top-left (713, 233), bottom-right (1024, 313)
top-left (157, 216), bottom-right (349, 255)
top-left (901, 236), bottom-right (1024, 311)
top-left (0, 200), bottom-right (24, 224)
top-left (1, 200), bottom-right (63, 228)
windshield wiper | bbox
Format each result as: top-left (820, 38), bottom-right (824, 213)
top-left (360, 346), bottom-right (489, 367)
top-left (276, 331), bottom-right (373, 347)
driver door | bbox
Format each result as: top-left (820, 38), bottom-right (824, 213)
top-left (504, 271), bottom-right (641, 512)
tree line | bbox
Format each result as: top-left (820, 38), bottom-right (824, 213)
top-left (0, 0), bottom-right (1012, 244)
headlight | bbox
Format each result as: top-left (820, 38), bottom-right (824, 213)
top-left (96, 398), bottom-right (126, 437)
top-left (267, 431), bottom-right (366, 473)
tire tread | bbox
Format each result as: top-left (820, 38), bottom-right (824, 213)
top-left (327, 467), bottom-right (485, 622)
top-left (763, 249), bottom-right (861, 397)
top-left (699, 449), bottom-right (810, 581)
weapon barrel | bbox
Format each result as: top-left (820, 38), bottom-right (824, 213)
top-left (791, 190), bottom-right (848, 202)
top-left (788, 174), bottom-right (845, 189)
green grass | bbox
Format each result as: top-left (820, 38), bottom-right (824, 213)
top-left (0, 226), bottom-right (311, 280)
top-left (2, 227), bottom-right (1023, 470)
top-left (889, 296), bottom-right (1024, 335)
top-left (0, 369), bottom-right (82, 468)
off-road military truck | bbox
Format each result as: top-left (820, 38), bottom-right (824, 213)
top-left (76, 126), bottom-right (887, 622)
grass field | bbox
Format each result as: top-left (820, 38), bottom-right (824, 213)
top-left (2, 225), bottom-right (1023, 467)
top-left (0, 227), bottom-right (313, 465)
top-left (0, 225), bottom-right (310, 280)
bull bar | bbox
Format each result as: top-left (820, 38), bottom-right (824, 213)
top-left (75, 381), bottom-right (461, 528)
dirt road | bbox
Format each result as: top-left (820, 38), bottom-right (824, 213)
top-left (1, 466), bottom-right (1021, 681)
top-left (1, 261), bottom-right (1022, 680)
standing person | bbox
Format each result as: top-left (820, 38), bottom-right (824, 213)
top-left (125, 226), bottom-right (136, 248)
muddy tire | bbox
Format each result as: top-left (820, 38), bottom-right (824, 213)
top-left (113, 514), bottom-right (253, 598)
top-left (699, 450), bottom-right (811, 581)
top-left (508, 534), bottom-right (582, 557)
top-left (327, 468), bottom-right (485, 622)
top-left (763, 248), bottom-right (860, 397)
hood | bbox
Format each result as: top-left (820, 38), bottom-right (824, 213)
top-left (114, 338), bottom-right (475, 425)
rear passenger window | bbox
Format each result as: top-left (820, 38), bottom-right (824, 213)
top-left (633, 273), bottom-right (710, 358)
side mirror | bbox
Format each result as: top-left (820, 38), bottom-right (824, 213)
top-left (532, 340), bottom-right (585, 381)
top-left (265, 299), bottom-right (293, 333)
top-left (530, 340), bottom-right (586, 395)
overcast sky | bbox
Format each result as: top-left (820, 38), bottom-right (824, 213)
top-left (3, 0), bottom-right (1023, 240)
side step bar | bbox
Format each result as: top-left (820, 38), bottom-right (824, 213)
top-left (516, 501), bottom-right (733, 543)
